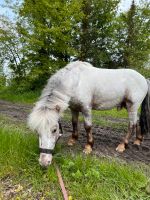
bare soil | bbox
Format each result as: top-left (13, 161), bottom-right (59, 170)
top-left (0, 100), bottom-right (150, 164)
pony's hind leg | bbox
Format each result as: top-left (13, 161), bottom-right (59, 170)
top-left (116, 104), bottom-right (138, 153)
top-left (133, 122), bottom-right (143, 145)
top-left (82, 109), bottom-right (93, 154)
top-left (68, 110), bottom-right (79, 146)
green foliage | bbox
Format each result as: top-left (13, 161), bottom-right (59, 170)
top-left (0, 0), bottom-right (150, 90)
top-left (15, 0), bottom-right (83, 89)
top-left (0, 73), bottom-right (6, 89)
top-left (0, 16), bottom-right (27, 83)
top-left (115, 1), bottom-right (150, 69)
top-left (78, 0), bottom-right (120, 68)
top-left (137, 67), bottom-right (150, 79)
top-left (0, 65), bottom-right (6, 88)
top-left (58, 155), bottom-right (149, 200)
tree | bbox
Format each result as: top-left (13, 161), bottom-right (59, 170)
top-left (115, 0), bottom-right (150, 69)
top-left (12, 0), bottom-right (83, 89)
top-left (0, 15), bottom-right (28, 83)
top-left (0, 0), bottom-right (149, 90)
top-left (77, 0), bottom-right (120, 68)
top-left (18, 1), bottom-right (83, 66)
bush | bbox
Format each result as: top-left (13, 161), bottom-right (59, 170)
top-left (0, 75), bottom-right (6, 89)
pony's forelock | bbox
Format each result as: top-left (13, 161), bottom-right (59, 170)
top-left (27, 106), bottom-right (59, 134)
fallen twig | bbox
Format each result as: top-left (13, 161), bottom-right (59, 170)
top-left (55, 164), bottom-right (68, 200)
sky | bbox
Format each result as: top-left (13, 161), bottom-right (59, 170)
top-left (0, 0), bottom-right (141, 20)
top-left (0, 0), bottom-right (16, 20)
top-left (118, 0), bottom-right (140, 12)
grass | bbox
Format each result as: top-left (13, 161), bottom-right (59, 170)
top-left (92, 109), bottom-right (128, 118)
top-left (64, 108), bottom-right (128, 120)
top-left (0, 115), bottom-right (150, 200)
top-left (64, 109), bottom-right (128, 131)
top-left (0, 87), bottom-right (40, 104)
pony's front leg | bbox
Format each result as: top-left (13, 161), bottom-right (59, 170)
top-left (68, 110), bottom-right (79, 146)
top-left (82, 109), bottom-right (93, 154)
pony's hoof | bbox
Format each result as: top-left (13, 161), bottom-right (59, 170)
top-left (133, 139), bottom-right (141, 146)
top-left (67, 138), bottom-right (76, 146)
top-left (83, 144), bottom-right (92, 154)
top-left (116, 144), bottom-right (125, 153)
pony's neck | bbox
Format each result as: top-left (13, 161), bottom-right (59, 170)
top-left (39, 90), bottom-right (70, 114)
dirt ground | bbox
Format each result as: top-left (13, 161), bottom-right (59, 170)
top-left (0, 100), bottom-right (150, 164)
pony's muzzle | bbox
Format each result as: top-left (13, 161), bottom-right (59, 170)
top-left (39, 153), bottom-right (53, 167)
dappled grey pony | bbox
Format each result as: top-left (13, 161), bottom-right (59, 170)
top-left (28, 61), bottom-right (150, 167)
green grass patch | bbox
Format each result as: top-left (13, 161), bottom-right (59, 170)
top-left (64, 110), bottom-right (128, 130)
top-left (0, 115), bottom-right (149, 199)
top-left (64, 109), bottom-right (128, 120)
top-left (0, 87), bottom-right (40, 104)
top-left (92, 108), bottom-right (128, 119)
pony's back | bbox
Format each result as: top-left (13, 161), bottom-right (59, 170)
top-left (40, 61), bottom-right (85, 99)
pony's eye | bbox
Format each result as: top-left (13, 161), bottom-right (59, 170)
top-left (52, 128), bottom-right (57, 133)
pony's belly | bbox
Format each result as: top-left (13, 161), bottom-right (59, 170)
top-left (69, 100), bottom-right (83, 111)
top-left (92, 100), bottom-right (119, 110)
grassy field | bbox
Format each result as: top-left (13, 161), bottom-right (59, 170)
top-left (0, 115), bottom-right (150, 200)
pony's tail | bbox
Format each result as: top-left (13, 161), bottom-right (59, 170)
top-left (140, 79), bottom-right (150, 136)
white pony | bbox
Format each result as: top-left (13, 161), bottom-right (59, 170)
top-left (28, 61), bottom-right (150, 167)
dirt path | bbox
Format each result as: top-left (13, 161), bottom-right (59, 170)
top-left (0, 100), bottom-right (150, 164)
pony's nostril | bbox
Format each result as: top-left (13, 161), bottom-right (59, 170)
top-left (47, 160), bottom-right (51, 164)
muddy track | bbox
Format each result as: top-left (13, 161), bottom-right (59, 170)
top-left (0, 100), bottom-right (150, 164)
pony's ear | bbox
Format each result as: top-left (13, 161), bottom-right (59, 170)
top-left (55, 105), bottom-right (60, 112)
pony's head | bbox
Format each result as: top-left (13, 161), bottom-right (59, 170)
top-left (28, 104), bottom-right (61, 167)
